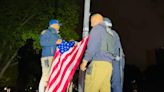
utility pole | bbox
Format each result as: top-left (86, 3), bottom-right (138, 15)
top-left (82, 0), bottom-right (90, 38)
top-left (78, 0), bottom-right (91, 92)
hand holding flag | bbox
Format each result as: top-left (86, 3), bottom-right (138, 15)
top-left (45, 36), bottom-right (89, 92)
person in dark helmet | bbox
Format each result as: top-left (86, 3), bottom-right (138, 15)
top-left (104, 17), bottom-right (125, 92)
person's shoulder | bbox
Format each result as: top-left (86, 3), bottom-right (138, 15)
top-left (41, 29), bottom-right (48, 35)
top-left (111, 30), bottom-right (118, 35)
top-left (112, 30), bottom-right (120, 38)
top-left (92, 24), bottom-right (104, 32)
top-left (96, 24), bottom-right (104, 29)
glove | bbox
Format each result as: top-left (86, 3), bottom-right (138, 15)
top-left (80, 60), bottom-right (88, 71)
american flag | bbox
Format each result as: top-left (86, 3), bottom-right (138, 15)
top-left (45, 36), bottom-right (89, 92)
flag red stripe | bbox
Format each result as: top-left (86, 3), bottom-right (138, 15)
top-left (47, 45), bottom-right (78, 91)
top-left (47, 52), bottom-right (61, 86)
top-left (50, 45), bottom-right (77, 78)
top-left (62, 37), bottom-right (88, 92)
top-left (52, 40), bottom-right (84, 91)
top-left (46, 37), bottom-right (89, 92)
top-left (47, 50), bottom-right (60, 82)
top-left (53, 47), bottom-right (79, 91)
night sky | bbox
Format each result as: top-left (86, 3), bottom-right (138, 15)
top-left (85, 0), bottom-right (164, 70)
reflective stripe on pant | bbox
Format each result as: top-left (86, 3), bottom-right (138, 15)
top-left (39, 56), bottom-right (53, 92)
top-left (85, 61), bottom-right (112, 92)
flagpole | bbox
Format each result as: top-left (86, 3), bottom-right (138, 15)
top-left (82, 0), bottom-right (90, 38)
top-left (78, 0), bottom-right (91, 92)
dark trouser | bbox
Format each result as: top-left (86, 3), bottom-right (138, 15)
top-left (111, 59), bottom-right (125, 92)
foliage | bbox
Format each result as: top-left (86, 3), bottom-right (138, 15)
top-left (0, 0), bottom-right (80, 88)
top-left (0, 0), bottom-right (80, 51)
top-left (56, 0), bottom-right (80, 41)
top-left (0, 64), bottom-right (17, 87)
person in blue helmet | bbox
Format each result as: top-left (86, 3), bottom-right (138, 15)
top-left (103, 17), bottom-right (125, 92)
top-left (39, 19), bottom-right (62, 92)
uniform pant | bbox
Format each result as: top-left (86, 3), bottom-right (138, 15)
top-left (111, 59), bottom-right (125, 92)
top-left (39, 56), bottom-right (53, 92)
top-left (85, 61), bottom-right (112, 92)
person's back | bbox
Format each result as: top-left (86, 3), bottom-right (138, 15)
top-left (100, 25), bottom-right (115, 57)
top-left (104, 17), bottom-right (125, 92)
top-left (40, 27), bottom-right (59, 57)
top-left (80, 13), bottom-right (113, 92)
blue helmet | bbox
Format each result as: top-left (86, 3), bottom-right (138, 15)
top-left (49, 19), bottom-right (62, 26)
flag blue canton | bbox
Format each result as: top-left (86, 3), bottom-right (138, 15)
top-left (57, 40), bottom-right (75, 54)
